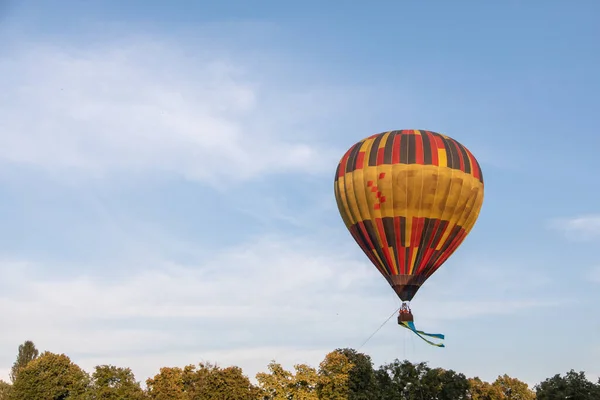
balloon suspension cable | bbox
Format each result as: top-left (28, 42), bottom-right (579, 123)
top-left (397, 301), bottom-right (446, 347)
top-left (357, 307), bottom-right (400, 350)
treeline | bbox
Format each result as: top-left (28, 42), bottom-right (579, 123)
top-left (1, 341), bottom-right (598, 399)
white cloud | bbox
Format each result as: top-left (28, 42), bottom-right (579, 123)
top-left (0, 235), bottom-right (387, 384)
top-left (0, 234), bottom-right (561, 385)
top-left (550, 215), bottom-right (600, 241)
top-left (0, 38), bottom-right (344, 184)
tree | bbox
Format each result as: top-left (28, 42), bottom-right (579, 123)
top-left (535, 369), bottom-right (600, 400)
top-left (292, 364), bottom-right (320, 400)
top-left (256, 361), bottom-right (318, 400)
top-left (146, 367), bottom-right (186, 400)
top-left (375, 359), bottom-right (469, 399)
top-left (190, 362), bottom-right (261, 399)
top-left (147, 362), bottom-right (260, 400)
top-left (375, 359), bottom-right (430, 398)
top-left (468, 377), bottom-right (504, 400)
top-left (317, 351), bottom-right (353, 400)
top-left (9, 341), bottom-right (39, 383)
top-left (256, 361), bottom-right (295, 400)
top-left (373, 364), bottom-right (395, 399)
top-left (88, 365), bottom-right (146, 400)
top-left (421, 367), bottom-right (469, 400)
top-left (9, 351), bottom-right (89, 400)
top-left (0, 381), bottom-right (12, 400)
top-left (333, 348), bottom-right (378, 400)
top-left (492, 374), bottom-right (535, 400)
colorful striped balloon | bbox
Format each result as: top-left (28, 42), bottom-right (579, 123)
top-left (334, 130), bottom-right (484, 302)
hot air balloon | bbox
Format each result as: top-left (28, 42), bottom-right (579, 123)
top-left (334, 130), bottom-right (484, 347)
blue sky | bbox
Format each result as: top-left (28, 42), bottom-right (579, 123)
top-left (1, 0), bottom-right (599, 388)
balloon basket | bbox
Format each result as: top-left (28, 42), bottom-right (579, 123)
top-left (397, 302), bottom-right (414, 323)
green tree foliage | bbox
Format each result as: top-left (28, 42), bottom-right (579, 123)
top-left (9, 352), bottom-right (89, 400)
top-left (375, 359), bottom-right (469, 399)
top-left (421, 367), bottom-right (469, 400)
top-left (333, 348), bottom-right (378, 400)
top-left (88, 365), bottom-right (147, 400)
top-left (9, 341), bottom-right (39, 383)
top-left (375, 359), bottom-right (430, 398)
top-left (535, 369), bottom-right (600, 400)
top-left (0, 381), bottom-right (12, 400)
top-left (2, 340), bottom-right (599, 400)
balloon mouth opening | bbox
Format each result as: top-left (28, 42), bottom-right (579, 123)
top-left (389, 275), bottom-right (426, 302)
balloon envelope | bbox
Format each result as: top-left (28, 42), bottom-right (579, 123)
top-left (334, 130), bottom-right (484, 301)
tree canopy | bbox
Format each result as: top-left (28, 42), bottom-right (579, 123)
top-left (9, 340), bottom-right (38, 383)
top-left (89, 364), bottom-right (146, 400)
top-left (535, 370), bottom-right (600, 400)
top-left (9, 351), bottom-right (89, 400)
top-left (1, 340), bottom-right (598, 399)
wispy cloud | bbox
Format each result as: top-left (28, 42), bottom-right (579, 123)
top-left (549, 215), bottom-right (600, 241)
top-left (0, 233), bottom-right (561, 383)
top-left (0, 38), bottom-right (350, 185)
top-left (0, 234), bottom-right (387, 383)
